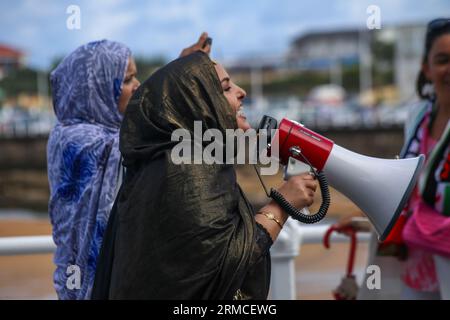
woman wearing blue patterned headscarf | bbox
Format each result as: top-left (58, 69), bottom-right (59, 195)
top-left (47, 40), bottom-right (140, 299)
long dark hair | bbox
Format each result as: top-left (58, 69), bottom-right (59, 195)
top-left (416, 18), bottom-right (450, 100)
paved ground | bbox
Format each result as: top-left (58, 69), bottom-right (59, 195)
top-left (0, 219), bottom-right (56, 299)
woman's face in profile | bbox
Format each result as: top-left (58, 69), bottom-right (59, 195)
top-left (118, 57), bottom-right (140, 114)
top-left (214, 63), bottom-right (251, 131)
top-left (424, 34), bottom-right (450, 104)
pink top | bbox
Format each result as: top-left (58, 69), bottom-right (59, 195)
top-left (402, 135), bottom-right (439, 291)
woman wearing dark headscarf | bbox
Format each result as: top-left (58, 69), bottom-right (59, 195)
top-left (92, 51), bottom-right (317, 300)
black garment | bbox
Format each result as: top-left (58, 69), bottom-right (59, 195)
top-left (92, 52), bottom-right (273, 300)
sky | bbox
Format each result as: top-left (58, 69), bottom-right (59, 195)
top-left (1, 0), bottom-right (449, 70)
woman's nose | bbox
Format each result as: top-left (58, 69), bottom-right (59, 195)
top-left (237, 87), bottom-right (246, 100)
top-left (133, 80), bottom-right (141, 93)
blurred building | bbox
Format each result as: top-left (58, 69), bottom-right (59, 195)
top-left (393, 24), bottom-right (426, 101)
top-left (287, 29), bottom-right (372, 90)
top-left (0, 44), bottom-right (24, 80)
top-left (307, 84), bottom-right (346, 107)
top-left (222, 22), bottom-right (427, 108)
top-left (288, 23), bottom-right (428, 102)
top-left (287, 29), bottom-right (364, 69)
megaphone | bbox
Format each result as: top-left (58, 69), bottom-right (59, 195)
top-left (258, 116), bottom-right (424, 241)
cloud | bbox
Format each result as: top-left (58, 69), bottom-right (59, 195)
top-left (79, 9), bottom-right (138, 41)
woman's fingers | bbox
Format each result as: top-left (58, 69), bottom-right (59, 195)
top-left (197, 32), bottom-right (209, 47)
top-left (304, 180), bottom-right (317, 192)
top-left (298, 172), bottom-right (314, 179)
top-left (276, 173), bottom-right (319, 210)
top-left (201, 42), bottom-right (212, 55)
top-left (197, 32), bottom-right (211, 55)
top-left (179, 32), bottom-right (211, 57)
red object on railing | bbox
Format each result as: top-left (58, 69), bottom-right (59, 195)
top-left (323, 224), bottom-right (358, 300)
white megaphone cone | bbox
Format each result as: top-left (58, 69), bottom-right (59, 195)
top-left (323, 145), bottom-right (423, 241)
top-left (268, 117), bottom-right (424, 241)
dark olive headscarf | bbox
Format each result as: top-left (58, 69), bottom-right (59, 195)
top-left (92, 51), bottom-right (270, 299)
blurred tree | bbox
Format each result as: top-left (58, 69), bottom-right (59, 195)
top-left (236, 71), bottom-right (330, 98)
top-left (49, 55), bottom-right (167, 82)
top-left (372, 37), bottom-right (395, 88)
top-left (0, 55), bottom-right (169, 100)
top-left (0, 67), bottom-right (41, 97)
top-left (0, 87), bottom-right (5, 103)
top-left (342, 65), bottom-right (360, 93)
top-left (49, 56), bottom-right (64, 72)
top-left (134, 56), bottom-right (166, 82)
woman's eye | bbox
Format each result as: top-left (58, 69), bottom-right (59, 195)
top-left (224, 87), bottom-right (231, 92)
top-left (434, 55), bottom-right (450, 65)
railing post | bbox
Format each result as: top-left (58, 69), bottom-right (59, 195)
top-left (269, 219), bottom-right (303, 300)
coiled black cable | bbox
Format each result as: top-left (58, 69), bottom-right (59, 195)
top-left (269, 171), bottom-right (330, 224)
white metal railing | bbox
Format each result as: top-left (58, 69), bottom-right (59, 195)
top-left (0, 221), bottom-right (371, 300)
top-left (0, 235), bottom-right (55, 255)
top-left (269, 220), bottom-right (371, 299)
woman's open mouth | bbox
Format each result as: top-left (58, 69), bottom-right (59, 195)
top-left (237, 105), bottom-right (247, 119)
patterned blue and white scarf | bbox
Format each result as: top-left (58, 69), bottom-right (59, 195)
top-left (47, 40), bottom-right (130, 299)
top-left (401, 101), bottom-right (450, 215)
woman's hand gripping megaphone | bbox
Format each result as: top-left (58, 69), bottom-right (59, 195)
top-left (283, 158), bottom-right (317, 217)
top-left (277, 172), bottom-right (317, 209)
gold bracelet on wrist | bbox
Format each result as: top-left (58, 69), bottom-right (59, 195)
top-left (257, 211), bottom-right (283, 229)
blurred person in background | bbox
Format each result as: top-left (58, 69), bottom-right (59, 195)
top-left (399, 17), bottom-right (450, 300)
top-left (337, 18), bottom-right (450, 300)
top-left (47, 34), bottom-right (211, 299)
